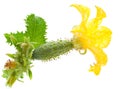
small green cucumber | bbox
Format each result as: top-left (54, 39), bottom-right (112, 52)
top-left (32, 40), bottom-right (73, 61)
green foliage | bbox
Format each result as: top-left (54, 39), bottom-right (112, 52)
top-left (28, 69), bottom-right (32, 80)
top-left (25, 14), bottom-right (47, 48)
top-left (4, 14), bottom-right (47, 49)
top-left (4, 32), bottom-right (25, 50)
top-left (3, 14), bottom-right (47, 87)
top-left (4, 31), bottom-right (24, 45)
top-left (3, 38), bottom-right (34, 87)
top-left (32, 40), bottom-right (73, 61)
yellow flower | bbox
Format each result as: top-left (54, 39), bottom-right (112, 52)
top-left (71, 4), bottom-right (112, 75)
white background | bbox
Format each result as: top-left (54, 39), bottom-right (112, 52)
top-left (0, 0), bottom-right (120, 89)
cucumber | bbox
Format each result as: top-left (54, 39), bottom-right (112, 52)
top-left (32, 40), bottom-right (73, 61)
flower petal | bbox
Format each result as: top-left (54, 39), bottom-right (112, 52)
top-left (87, 6), bottom-right (106, 31)
top-left (90, 26), bottom-right (112, 48)
top-left (89, 63), bottom-right (101, 75)
top-left (89, 47), bottom-right (107, 65)
top-left (95, 6), bottom-right (106, 20)
top-left (71, 4), bottom-right (90, 22)
top-left (71, 25), bottom-right (90, 49)
top-left (88, 47), bottom-right (107, 75)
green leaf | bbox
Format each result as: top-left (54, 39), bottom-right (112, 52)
top-left (25, 14), bottom-right (47, 48)
top-left (4, 31), bottom-right (25, 49)
top-left (3, 14), bottom-right (47, 87)
top-left (6, 53), bottom-right (16, 59)
top-left (6, 71), bottom-right (17, 87)
top-left (28, 69), bottom-right (32, 80)
top-left (2, 70), bottom-right (11, 79)
top-left (4, 14), bottom-right (47, 49)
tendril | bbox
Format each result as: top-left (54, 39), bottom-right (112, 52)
top-left (79, 49), bottom-right (87, 55)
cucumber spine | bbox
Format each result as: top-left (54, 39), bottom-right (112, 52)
top-left (32, 40), bottom-right (73, 61)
